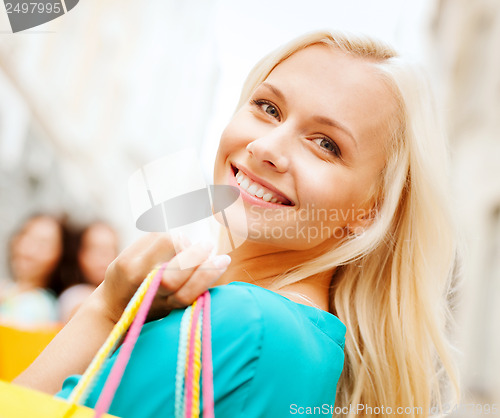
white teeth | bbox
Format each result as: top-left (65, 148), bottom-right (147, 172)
top-left (255, 188), bottom-right (265, 198)
top-left (247, 184), bottom-right (258, 195)
top-left (235, 169), bottom-right (286, 204)
top-left (240, 178), bottom-right (250, 190)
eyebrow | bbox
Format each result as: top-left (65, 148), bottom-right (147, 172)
top-left (261, 82), bottom-right (287, 105)
top-left (259, 82), bottom-right (358, 149)
top-left (312, 115), bottom-right (358, 149)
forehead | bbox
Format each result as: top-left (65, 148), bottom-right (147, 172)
top-left (83, 225), bottom-right (116, 245)
top-left (263, 44), bottom-right (397, 146)
top-left (24, 217), bottom-right (60, 236)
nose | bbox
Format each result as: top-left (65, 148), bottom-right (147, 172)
top-left (246, 126), bottom-right (291, 172)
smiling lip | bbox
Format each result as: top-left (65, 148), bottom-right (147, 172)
top-left (230, 163), bottom-right (294, 206)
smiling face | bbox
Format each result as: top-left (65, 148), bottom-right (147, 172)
top-left (214, 44), bottom-right (398, 250)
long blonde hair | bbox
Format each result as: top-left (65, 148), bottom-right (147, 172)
top-left (234, 31), bottom-right (460, 416)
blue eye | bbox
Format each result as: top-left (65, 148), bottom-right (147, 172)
top-left (312, 137), bottom-right (341, 157)
top-left (252, 100), bottom-right (281, 121)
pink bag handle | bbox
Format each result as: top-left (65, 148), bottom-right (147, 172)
top-left (201, 291), bottom-right (214, 418)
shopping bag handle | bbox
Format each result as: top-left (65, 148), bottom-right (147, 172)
top-left (68, 261), bottom-right (215, 418)
top-left (93, 262), bottom-right (169, 417)
top-left (174, 290), bottom-right (214, 418)
top-left (68, 263), bottom-right (168, 407)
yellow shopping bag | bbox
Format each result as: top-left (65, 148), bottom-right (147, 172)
top-left (0, 323), bottom-right (61, 381)
top-left (0, 380), bottom-right (117, 417)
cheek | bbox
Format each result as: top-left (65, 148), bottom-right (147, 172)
top-left (213, 135), bottom-right (229, 184)
top-left (220, 116), bottom-right (251, 150)
top-left (214, 119), bottom-right (249, 182)
top-left (296, 163), bottom-right (373, 223)
top-left (39, 246), bottom-right (61, 267)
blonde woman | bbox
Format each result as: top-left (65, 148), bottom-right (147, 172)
top-left (16, 31), bottom-right (459, 417)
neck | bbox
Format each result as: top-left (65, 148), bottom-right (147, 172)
top-left (15, 279), bottom-right (39, 293)
top-left (213, 238), bottom-right (334, 312)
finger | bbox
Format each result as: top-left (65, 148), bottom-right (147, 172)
top-left (157, 241), bottom-right (214, 296)
top-left (166, 253), bottom-right (231, 309)
top-left (118, 233), bottom-right (177, 283)
top-left (170, 232), bottom-right (192, 252)
top-left (164, 241), bottom-right (214, 271)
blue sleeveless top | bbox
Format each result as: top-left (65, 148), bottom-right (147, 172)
top-left (57, 282), bottom-right (346, 417)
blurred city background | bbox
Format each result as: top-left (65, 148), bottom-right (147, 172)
top-left (0, 0), bottom-right (498, 415)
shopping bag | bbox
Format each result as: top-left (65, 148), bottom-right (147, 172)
top-left (0, 379), bottom-right (116, 417)
top-left (0, 323), bottom-right (61, 381)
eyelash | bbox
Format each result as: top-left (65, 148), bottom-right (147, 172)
top-left (251, 99), bottom-right (281, 121)
top-left (312, 137), bottom-right (342, 158)
top-left (250, 98), bottom-right (342, 159)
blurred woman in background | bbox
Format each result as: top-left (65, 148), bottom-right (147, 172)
top-left (0, 214), bottom-right (71, 325)
top-left (58, 222), bottom-right (119, 323)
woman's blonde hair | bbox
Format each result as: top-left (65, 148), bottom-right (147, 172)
top-left (234, 31), bottom-right (460, 417)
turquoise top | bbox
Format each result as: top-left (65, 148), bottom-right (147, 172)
top-left (57, 282), bottom-right (346, 417)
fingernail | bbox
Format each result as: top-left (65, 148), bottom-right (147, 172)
top-left (212, 254), bottom-right (231, 269)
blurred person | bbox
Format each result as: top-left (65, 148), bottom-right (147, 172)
top-left (0, 214), bottom-right (68, 325)
top-left (58, 222), bottom-right (119, 322)
top-left (77, 222), bottom-right (119, 288)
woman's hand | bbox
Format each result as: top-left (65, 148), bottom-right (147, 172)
top-left (14, 233), bottom-right (230, 394)
top-left (98, 233), bottom-right (231, 324)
